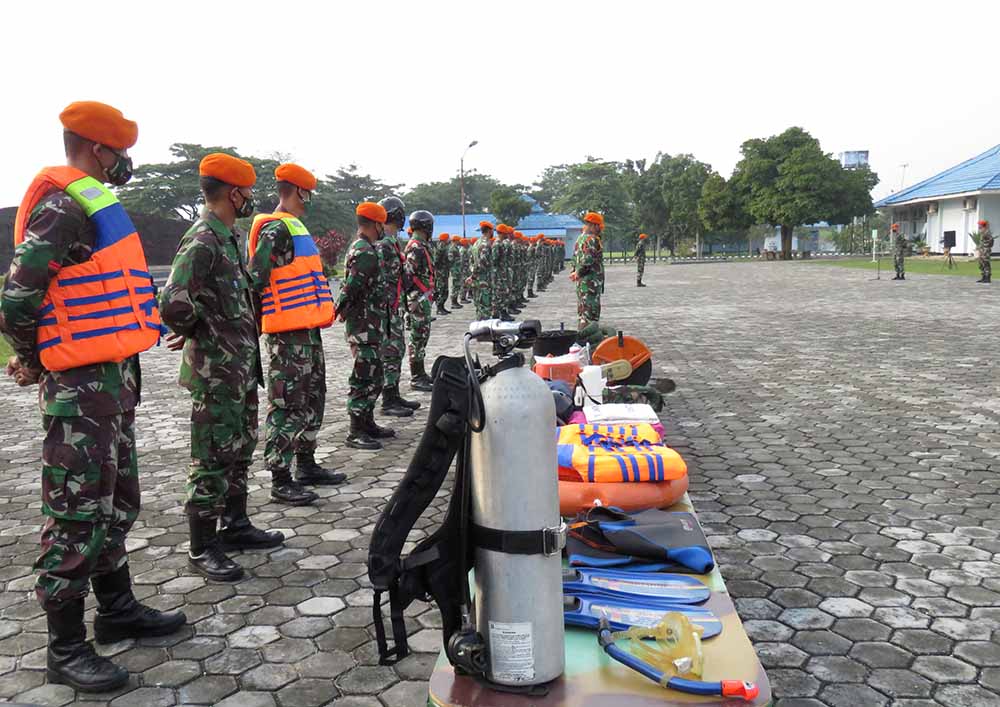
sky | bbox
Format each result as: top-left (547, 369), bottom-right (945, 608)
top-left (3, 0), bottom-right (999, 208)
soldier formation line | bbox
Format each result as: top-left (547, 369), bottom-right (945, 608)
top-left (0, 101), bottom-right (610, 693)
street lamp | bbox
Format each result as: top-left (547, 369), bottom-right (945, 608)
top-left (461, 140), bottom-right (478, 238)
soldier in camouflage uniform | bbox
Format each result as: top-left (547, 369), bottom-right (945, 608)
top-left (571, 212), bottom-right (606, 330)
top-left (335, 202), bottom-right (396, 450)
top-left (467, 223), bottom-right (495, 320)
top-left (460, 238), bottom-right (473, 303)
top-left (536, 238), bottom-right (549, 292)
top-left (526, 235), bottom-right (539, 298)
top-left (160, 153), bottom-right (284, 583)
top-left (405, 210), bottom-right (436, 390)
top-left (493, 224), bottom-right (514, 318)
top-left (976, 219), bottom-right (993, 284)
top-left (0, 102), bottom-right (185, 692)
top-left (247, 164), bottom-right (345, 507)
top-left (433, 233), bottom-right (451, 315)
top-left (449, 234), bottom-right (465, 310)
top-left (891, 223), bottom-right (906, 281)
top-left (634, 233), bottom-right (649, 287)
top-left (376, 196), bottom-right (421, 416)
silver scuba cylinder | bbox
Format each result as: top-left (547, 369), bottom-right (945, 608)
top-left (470, 359), bottom-right (565, 687)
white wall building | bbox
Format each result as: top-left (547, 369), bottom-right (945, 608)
top-left (875, 145), bottom-right (1000, 255)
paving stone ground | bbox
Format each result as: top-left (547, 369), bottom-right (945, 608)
top-left (1, 261), bottom-right (999, 706)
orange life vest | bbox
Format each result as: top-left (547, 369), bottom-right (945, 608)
top-left (557, 423), bottom-right (688, 483)
top-left (13, 166), bottom-right (162, 372)
top-left (247, 213), bottom-right (334, 334)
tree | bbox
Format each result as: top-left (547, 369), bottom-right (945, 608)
top-left (531, 164), bottom-right (573, 212)
top-left (324, 164), bottom-right (400, 206)
top-left (699, 173), bottom-right (753, 253)
top-left (629, 154), bottom-right (711, 255)
top-left (489, 187), bottom-right (532, 227)
top-left (731, 127), bottom-right (878, 259)
top-left (552, 159), bottom-right (634, 245)
top-left (404, 171), bottom-right (505, 215)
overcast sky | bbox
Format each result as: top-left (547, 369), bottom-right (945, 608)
top-left (4, 0), bottom-right (998, 208)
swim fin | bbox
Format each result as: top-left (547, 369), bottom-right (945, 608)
top-left (564, 594), bottom-right (722, 638)
top-left (562, 568), bottom-right (710, 605)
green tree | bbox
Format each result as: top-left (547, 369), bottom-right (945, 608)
top-left (489, 187), bottom-right (532, 227)
top-left (531, 164), bottom-right (573, 212)
top-left (629, 154), bottom-right (710, 255)
top-left (731, 127), bottom-right (877, 259)
top-left (404, 171), bottom-right (504, 214)
top-left (551, 159), bottom-right (634, 245)
top-left (699, 173), bottom-right (753, 253)
top-left (324, 164), bottom-right (400, 206)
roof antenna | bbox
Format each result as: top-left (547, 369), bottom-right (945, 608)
top-left (899, 163), bottom-right (908, 191)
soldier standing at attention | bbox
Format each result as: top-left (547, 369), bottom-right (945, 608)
top-left (570, 212), bottom-right (606, 329)
top-left (405, 210), bottom-right (436, 391)
top-left (335, 202), bottom-right (396, 450)
top-left (247, 163), bottom-right (344, 507)
top-left (1, 101), bottom-right (185, 692)
top-left (468, 222), bottom-right (494, 320)
top-left (376, 196), bottom-right (421, 416)
top-left (976, 219), bottom-right (993, 284)
top-left (160, 153), bottom-right (284, 583)
top-left (460, 237), bottom-right (473, 303)
top-left (449, 234), bottom-right (465, 310)
top-left (891, 223), bottom-right (906, 281)
top-left (434, 232), bottom-right (451, 315)
top-left (635, 233), bottom-right (649, 287)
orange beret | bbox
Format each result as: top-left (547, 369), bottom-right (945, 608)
top-left (407, 227), bottom-right (413, 235)
top-left (891, 223), bottom-right (899, 231)
top-left (515, 231), bottom-right (523, 238)
top-left (479, 221), bottom-right (494, 231)
top-left (439, 233), bottom-right (450, 241)
top-left (199, 153), bottom-right (256, 187)
top-left (60, 101), bottom-right (138, 150)
top-left (639, 233), bottom-right (649, 240)
top-left (356, 201), bottom-right (387, 223)
top-left (275, 163), bottom-right (317, 191)
top-left (583, 212), bottom-right (605, 229)
top-left (496, 224), bottom-right (510, 234)
top-left (451, 235), bottom-right (463, 242)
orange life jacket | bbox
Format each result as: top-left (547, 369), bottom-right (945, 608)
top-left (247, 213), bottom-right (334, 334)
top-left (557, 423), bottom-right (688, 483)
top-left (13, 166), bottom-right (162, 372)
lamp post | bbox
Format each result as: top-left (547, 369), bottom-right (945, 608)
top-left (460, 140), bottom-right (478, 238)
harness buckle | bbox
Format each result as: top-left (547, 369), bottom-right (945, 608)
top-left (543, 522), bottom-right (568, 556)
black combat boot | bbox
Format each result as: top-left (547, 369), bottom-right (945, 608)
top-left (295, 452), bottom-right (347, 485)
top-left (436, 303), bottom-right (451, 315)
top-left (270, 469), bottom-right (320, 506)
top-left (387, 384), bottom-right (421, 410)
top-left (380, 385), bottom-right (415, 417)
top-left (188, 515), bottom-right (244, 582)
top-left (346, 412), bottom-right (382, 450)
top-left (92, 565), bottom-right (186, 644)
top-left (410, 361), bottom-right (434, 392)
top-left (47, 598), bottom-right (128, 692)
top-left (637, 281), bottom-right (647, 287)
top-left (365, 411), bottom-right (397, 439)
top-left (528, 290), bottom-right (537, 298)
top-left (450, 298), bottom-right (464, 309)
top-left (219, 495), bottom-right (286, 548)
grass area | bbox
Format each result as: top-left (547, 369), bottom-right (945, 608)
top-left (802, 256), bottom-right (984, 277)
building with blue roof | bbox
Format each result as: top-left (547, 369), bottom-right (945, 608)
top-left (402, 196), bottom-right (583, 259)
top-left (874, 144), bottom-right (1000, 255)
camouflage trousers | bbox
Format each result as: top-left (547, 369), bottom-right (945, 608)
top-left (35, 411), bottom-right (139, 609)
top-left (894, 251), bottom-right (905, 277)
top-left (474, 284), bottom-right (493, 321)
top-left (527, 265), bottom-right (537, 294)
top-left (265, 339), bottom-right (325, 475)
top-left (576, 282), bottom-right (602, 330)
top-left (187, 385), bottom-right (257, 518)
top-left (348, 343), bottom-right (383, 415)
top-left (979, 255), bottom-right (991, 279)
top-left (450, 269), bottom-right (464, 303)
top-left (435, 276), bottom-right (449, 307)
top-left (407, 295), bottom-right (432, 367)
top-left (637, 257), bottom-right (646, 284)
top-left (381, 307), bottom-right (405, 388)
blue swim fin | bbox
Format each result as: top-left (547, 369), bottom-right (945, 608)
top-left (564, 594), bottom-right (722, 638)
top-left (563, 567), bottom-right (710, 605)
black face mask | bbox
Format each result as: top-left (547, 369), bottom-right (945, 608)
top-left (233, 190), bottom-right (254, 219)
top-left (103, 149), bottom-right (133, 186)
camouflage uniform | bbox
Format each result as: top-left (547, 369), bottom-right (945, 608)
top-left (404, 234), bottom-right (434, 367)
top-left (470, 237), bottom-right (493, 320)
top-left (1, 190), bottom-right (142, 608)
top-left (433, 240), bottom-right (450, 306)
top-left (893, 229), bottom-right (906, 279)
top-left (634, 239), bottom-right (647, 285)
top-left (460, 242), bottom-right (472, 301)
top-left (526, 240), bottom-right (538, 296)
top-left (978, 227), bottom-right (993, 282)
top-left (573, 233), bottom-right (604, 330)
top-left (490, 236), bottom-right (506, 317)
top-left (374, 231), bottom-right (406, 388)
top-left (335, 237), bottom-right (383, 415)
top-left (247, 219), bottom-right (325, 476)
top-left (449, 240), bottom-right (464, 306)
top-left (159, 211), bottom-right (263, 519)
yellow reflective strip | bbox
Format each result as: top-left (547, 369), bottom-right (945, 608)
top-left (64, 177), bottom-right (118, 217)
top-left (282, 217), bottom-right (310, 236)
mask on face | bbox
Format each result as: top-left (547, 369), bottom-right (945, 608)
top-left (233, 190), bottom-right (255, 219)
top-left (102, 148), bottom-right (133, 186)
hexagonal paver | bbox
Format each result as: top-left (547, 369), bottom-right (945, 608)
top-left (228, 625), bottom-right (280, 648)
top-left (178, 675), bottom-right (238, 704)
top-left (142, 659), bottom-right (201, 687)
top-left (297, 596), bottom-right (345, 616)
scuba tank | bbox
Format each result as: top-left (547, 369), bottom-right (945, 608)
top-left (368, 319), bottom-right (566, 692)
